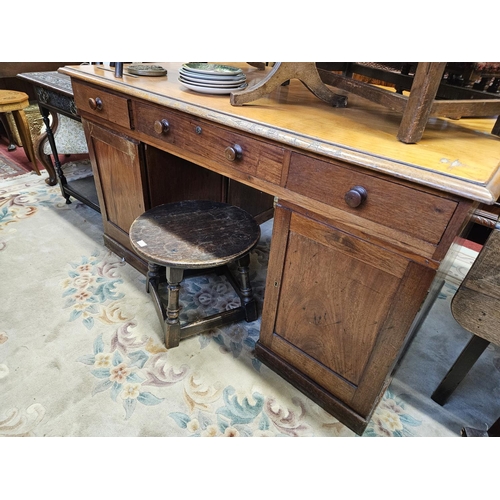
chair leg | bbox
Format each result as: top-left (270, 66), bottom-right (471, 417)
top-left (431, 335), bottom-right (490, 405)
top-left (34, 109), bottom-right (59, 185)
top-left (397, 62), bottom-right (447, 144)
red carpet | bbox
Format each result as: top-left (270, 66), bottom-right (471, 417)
top-left (0, 136), bottom-right (37, 176)
top-left (455, 236), bottom-right (483, 252)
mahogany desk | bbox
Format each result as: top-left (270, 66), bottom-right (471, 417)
top-left (60, 62), bottom-right (500, 434)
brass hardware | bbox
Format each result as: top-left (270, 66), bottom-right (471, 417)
top-left (88, 97), bottom-right (103, 111)
top-left (344, 185), bottom-right (367, 208)
top-left (154, 119), bottom-right (170, 135)
top-left (224, 144), bottom-right (243, 161)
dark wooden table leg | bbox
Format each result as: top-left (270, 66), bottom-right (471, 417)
top-left (431, 335), bottom-right (490, 405)
top-left (39, 105), bottom-right (70, 202)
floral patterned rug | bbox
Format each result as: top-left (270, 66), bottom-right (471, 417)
top-left (1, 165), bottom-right (500, 437)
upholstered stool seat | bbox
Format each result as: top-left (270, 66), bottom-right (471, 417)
top-left (130, 200), bottom-right (261, 348)
top-left (0, 90), bottom-right (40, 174)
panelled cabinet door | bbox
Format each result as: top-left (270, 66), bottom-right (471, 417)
top-left (258, 203), bottom-right (435, 431)
top-left (82, 120), bottom-right (147, 242)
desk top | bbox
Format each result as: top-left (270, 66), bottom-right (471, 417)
top-left (60, 62), bottom-right (500, 204)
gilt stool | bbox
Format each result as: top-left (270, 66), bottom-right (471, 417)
top-left (0, 90), bottom-right (40, 174)
top-left (129, 200), bottom-right (261, 348)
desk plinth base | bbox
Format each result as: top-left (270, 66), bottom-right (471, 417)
top-left (103, 233), bottom-right (148, 276)
top-left (254, 340), bottom-right (369, 435)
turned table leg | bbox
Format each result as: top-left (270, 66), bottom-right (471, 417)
top-left (236, 253), bottom-right (258, 322)
top-left (40, 105), bottom-right (70, 201)
top-left (164, 267), bottom-right (184, 349)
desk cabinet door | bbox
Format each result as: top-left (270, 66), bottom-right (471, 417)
top-left (258, 202), bottom-right (435, 431)
top-left (82, 120), bottom-right (147, 247)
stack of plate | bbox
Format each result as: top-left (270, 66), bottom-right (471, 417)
top-left (178, 63), bottom-right (247, 95)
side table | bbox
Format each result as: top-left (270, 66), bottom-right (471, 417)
top-left (17, 71), bottom-right (100, 212)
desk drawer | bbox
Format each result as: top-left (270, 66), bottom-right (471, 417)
top-left (286, 152), bottom-right (457, 245)
top-left (134, 101), bottom-right (285, 185)
top-left (72, 80), bottom-right (131, 129)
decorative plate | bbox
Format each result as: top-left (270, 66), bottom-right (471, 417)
top-left (178, 78), bottom-right (247, 95)
top-left (182, 63), bottom-right (243, 76)
top-left (127, 64), bottom-right (167, 76)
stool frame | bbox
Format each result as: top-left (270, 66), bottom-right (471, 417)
top-left (147, 255), bottom-right (258, 348)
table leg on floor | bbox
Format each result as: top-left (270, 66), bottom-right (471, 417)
top-left (431, 335), bottom-right (490, 405)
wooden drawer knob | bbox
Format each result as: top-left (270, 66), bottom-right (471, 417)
top-left (88, 97), bottom-right (103, 111)
top-left (224, 144), bottom-right (243, 161)
top-left (344, 186), bottom-right (367, 208)
top-left (154, 119), bottom-right (170, 135)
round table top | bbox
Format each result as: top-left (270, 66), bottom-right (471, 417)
top-left (129, 200), bottom-right (261, 268)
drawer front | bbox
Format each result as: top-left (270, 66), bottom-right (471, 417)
top-left (134, 101), bottom-right (285, 185)
top-left (286, 152), bottom-right (457, 245)
top-left (72, 80), bottom-right (131, 129)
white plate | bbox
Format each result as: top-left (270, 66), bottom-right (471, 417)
top-left (182, 63), bottom-right (243, 76)
top-left (179, 75), bottom-right (246, 88)
top-left (179, 71), bottom-right (246, 84)
top-left (178, 78), bottom-right (247, 95)
top-left (179, 68), bottom-right (246, 84)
